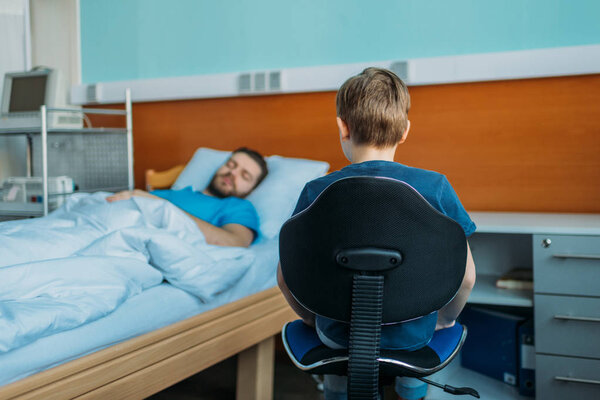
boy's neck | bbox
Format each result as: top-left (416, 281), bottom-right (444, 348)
top-left (349, 144), bottom-right (397, 164)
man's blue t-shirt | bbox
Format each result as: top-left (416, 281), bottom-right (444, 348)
top-left (151, 186), bottom-right (260, 240)
top-left (292, 160), bottom-right (476, 350)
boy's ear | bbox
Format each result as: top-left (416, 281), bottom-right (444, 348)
top-left (399, 120), bottom-right (411, 144)
top-left (337, 117), bottom-right (350, 141)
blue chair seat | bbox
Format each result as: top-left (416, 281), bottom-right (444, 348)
top-left (282, 319), bottom-right (467, 378)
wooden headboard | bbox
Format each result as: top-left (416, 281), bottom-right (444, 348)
top-left (92, 73), bottom-right (600, 213)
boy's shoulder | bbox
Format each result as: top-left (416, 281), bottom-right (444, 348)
top-left (307, 161), bottom-right (447, 186)
top-left (297, 161), bottom-right (475, 236)
top-left (300, 161), bottom-right (446, 205)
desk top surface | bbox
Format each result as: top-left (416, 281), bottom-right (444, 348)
top-left (470, 211), bottom-right (600, 235)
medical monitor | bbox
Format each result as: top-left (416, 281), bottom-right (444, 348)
top-left (1, 68), bottom-right (58, 115)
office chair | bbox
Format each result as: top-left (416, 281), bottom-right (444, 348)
top-left (279, 177), bottom-right (479, 399)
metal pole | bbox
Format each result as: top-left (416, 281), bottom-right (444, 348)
top-left (26, 134), bottom-right (32, 177)
top-left (125, 88), bottom-right (134, 191)
top-left (41, 105), bottom-right (48, 216)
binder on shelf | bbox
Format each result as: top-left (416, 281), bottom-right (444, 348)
top-left (459, 306), bottom-right (525, 386)
top-left (518, 319), bottom-right (535, 397)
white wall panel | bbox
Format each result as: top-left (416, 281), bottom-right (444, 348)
top-left (71, 44), bottom-right (600, 105)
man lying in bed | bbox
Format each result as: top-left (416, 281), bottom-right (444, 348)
top-left (107, 147), bottom-right (268, 248)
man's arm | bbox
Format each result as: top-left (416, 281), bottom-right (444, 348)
top-left (182, 211), bottom-right (254, 247)
top-left (107, 189), bottom-right (254, 248)
top-left (106, 189), bottom-right (161, 202)
top-left (436, 242), bottom-right (476, 330)
top-left (277, 262), bottom-right (315, 327)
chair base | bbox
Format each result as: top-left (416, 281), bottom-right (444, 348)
top-left (282, 320), bottom-right (467, 379)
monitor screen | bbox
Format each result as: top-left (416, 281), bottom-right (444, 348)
top-left (8, 75), bottom-right (48, 112)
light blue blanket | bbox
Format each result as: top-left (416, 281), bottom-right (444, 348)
top-left (0, 193), bottom-right (255, 353)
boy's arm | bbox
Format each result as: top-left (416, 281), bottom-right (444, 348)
top-left (277, 262), bottom-right (315, 327)
top-left (436, 242), bottom-right (476, 330)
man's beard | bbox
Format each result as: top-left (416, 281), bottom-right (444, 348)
top-left (206, 174), bottom-right (230, 198)
top-left (206, 173), bottom-right (250, 198)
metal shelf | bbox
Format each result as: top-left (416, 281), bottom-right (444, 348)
top-left (468, 273), bottom-right (533, 307)
top-left (0, 186), bottom-right (131, 217)
top-left (0, 127), bottom-right (128, 135)
top-left (49, 107), bottom-right (127, 116)
top-left (0, 89), bottom-right (133, 218)
top-left (71, 186), bottom-right (130, 193)
top-left (0, 202), bottom-right (44, 217)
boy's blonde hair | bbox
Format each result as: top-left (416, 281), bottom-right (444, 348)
top-left (336, 67), bottom-right (411, 147)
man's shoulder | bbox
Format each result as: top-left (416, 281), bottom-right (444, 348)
top-left (210, 195), bottom-right (259, 235)
top-left (222, 197), bottom-right (259, 219)
top-left (223, 196), bottom-right (255, 208)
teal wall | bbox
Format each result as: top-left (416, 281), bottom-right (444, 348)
top-left (80, 0), bottom-right (600, 83)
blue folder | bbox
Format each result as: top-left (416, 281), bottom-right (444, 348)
top-left (459, 306), bottom-right (525, 386)
top-left (518, 319), bottom-right (535, 397)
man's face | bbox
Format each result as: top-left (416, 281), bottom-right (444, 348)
top-left (206, 152), bottom-right (263, 198)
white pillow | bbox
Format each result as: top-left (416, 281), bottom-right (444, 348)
top-left (171, 148), bottom-right (329, 239)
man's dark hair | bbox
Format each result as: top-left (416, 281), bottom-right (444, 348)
top-left (233, 147), bottom-right (269, 188)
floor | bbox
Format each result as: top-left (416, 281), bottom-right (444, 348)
top-left (149, 349), bottom-right (324, 400)
top-left (149, 347), bottom-right (527, 400)
top-left (148, 348), bottom-right (402, 400)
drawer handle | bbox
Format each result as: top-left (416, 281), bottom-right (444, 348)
top-left (552, 253), bottom-right (600, 260)
top-left (554, 376), bottom-right (600, 386)
top-left (554, 315), bottom-right (600, 323)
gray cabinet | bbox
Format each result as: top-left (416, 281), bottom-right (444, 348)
top-left (467, 213), bottom-right (600, 400)
top-left (533, 235), bottom-right (600, 297)
top-left (536, 355), bottom-right (600, 400)
top-left (532, 234), bottom-right (600, 399)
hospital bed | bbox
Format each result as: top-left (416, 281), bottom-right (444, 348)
top-left (0, 148), bottom-right (329, 400)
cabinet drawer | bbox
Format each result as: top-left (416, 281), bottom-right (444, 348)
top-left (534, 294), bottom-right (600, 358)
top-left (533, 234), bottom-right (600, 296)
top-left (536, 354), bottom-right (600, 400)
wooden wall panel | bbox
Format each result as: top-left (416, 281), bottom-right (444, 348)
top-left (102, 74), bottom-right (600, 213)
top-left (401, 75), bottom-right (600, 213)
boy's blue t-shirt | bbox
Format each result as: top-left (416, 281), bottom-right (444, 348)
top-left (151, 186), bottom-right (259, 240)
top-left (292, 160), bottom-right (476, 350)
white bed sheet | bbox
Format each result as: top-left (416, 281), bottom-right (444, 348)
top-left (0, 237), bottom-right (279, 386)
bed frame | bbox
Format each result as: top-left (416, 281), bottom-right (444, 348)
top-left (1, 288), bottom-right (296, 400)
top-left (0, 167), bottom-right (298, 400)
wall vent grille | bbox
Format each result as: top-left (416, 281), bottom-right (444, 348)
top-left (238, 73), bottom-right (252, 92)
top-left (389, 61), bottom-right (409, 82)
top-left (86, 84), bottom-right (102, 103)
top-left (254, 72), bottom-right (266, 91)
top-left (269, 71), bottom-right (281, 91)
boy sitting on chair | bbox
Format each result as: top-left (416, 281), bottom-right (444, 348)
top-left (278, 68), bottom-right (477, 400)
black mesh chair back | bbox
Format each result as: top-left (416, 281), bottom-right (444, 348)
top-left (280, 176), bottom-right (467, 323)
top-left (279, 176), bottom-right (468, 399)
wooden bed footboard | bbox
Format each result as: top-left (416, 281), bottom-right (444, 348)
top-left (0, 287), bottom-right (297, 400)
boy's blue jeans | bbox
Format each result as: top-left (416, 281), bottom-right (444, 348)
top-left (323, 375), bottom-right (428, 400)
